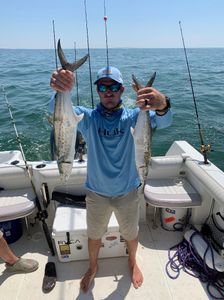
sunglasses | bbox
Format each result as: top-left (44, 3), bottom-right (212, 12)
top-left (97, 83), bottom-right (121, 93)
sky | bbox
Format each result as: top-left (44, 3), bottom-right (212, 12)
top-left (1, 0), bottom-right (224, 49)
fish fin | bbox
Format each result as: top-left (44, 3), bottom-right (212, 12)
top-left (130, 127), bottom-right (135, 136)
top-left (132, 74), bottom-right (142, 91)
top-left (57, 39), bottom-right (89, 72)
top-left (47, 115), bottom-right (53, 125)
top-left (74, 113), bottom-right (84, 122)
top-left (146, 72), bottom-right (156, 87)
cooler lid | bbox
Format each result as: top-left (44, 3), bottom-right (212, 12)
top-left (52, 206), bottom-right (119, 235)
top-left (52, 206), bottom-right (87, 234)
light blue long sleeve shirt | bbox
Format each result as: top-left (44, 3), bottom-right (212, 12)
top-left (49, 97), bottom-right (172, 196)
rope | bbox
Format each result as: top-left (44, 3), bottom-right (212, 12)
top-left (166, 229), bottom-right (224, 299)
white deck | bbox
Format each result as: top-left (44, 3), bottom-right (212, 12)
top-left (0, 212), bottom-right (212, 300)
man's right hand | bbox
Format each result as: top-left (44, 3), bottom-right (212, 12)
top-left (50, 69), bottom-right (75, 92)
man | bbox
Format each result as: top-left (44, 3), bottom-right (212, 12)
top-left (50, 66), bottom-right (172, 292)
top-left (0, 230), bottom-right (38, 272)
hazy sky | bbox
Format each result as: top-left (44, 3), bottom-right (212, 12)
top-left (1, 0), bottom-right (224, 49)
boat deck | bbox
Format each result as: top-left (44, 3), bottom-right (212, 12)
top-left (0, 212), bottom-right (212, 300)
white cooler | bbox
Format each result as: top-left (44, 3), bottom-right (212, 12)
top-left (52, 206), bottom-right (128, 262)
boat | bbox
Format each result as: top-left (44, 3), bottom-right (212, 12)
top-left (0, 140), bottom-right (224, 300)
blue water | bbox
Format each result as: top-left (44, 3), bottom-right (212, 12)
top-left (0, 48), bottom-right (223, 171)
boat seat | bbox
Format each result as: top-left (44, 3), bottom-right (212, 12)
top-left (144, 178), bottom-right (202, 208)
top-left (0, 188), bottom-right (36, 222)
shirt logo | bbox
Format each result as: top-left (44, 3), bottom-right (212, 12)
top-left (98, 127), bottom-right (124, 137)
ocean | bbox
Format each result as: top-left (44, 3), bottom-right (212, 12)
top-left (0, 48), bottom-right (223, 171)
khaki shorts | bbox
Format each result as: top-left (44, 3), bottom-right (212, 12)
top-left (0, 230), bottom-right (3, 239)
top-left (86, 189), bottom-right (140, 241)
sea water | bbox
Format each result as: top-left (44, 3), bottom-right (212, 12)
top-left (0, 48), bottom-right (223, 171)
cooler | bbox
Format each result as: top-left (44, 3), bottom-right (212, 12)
top-left (52, 206), bottom-right (128, 262)
top-left (161, 207), bottom-right (188, 231)
top-left (0, 219), bottom-right (23, 244)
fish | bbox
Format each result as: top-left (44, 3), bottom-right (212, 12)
top-left (53, 39), bottom-right (88, 182)
top-left (131, 72), bottom-right (156, 189)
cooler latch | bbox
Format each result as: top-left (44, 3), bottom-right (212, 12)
top-left (66, 232), bottom-right (71, 245)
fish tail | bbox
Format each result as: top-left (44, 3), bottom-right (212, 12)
top-left (57, 39), bottom-right (89, 72)
top-left (146, 72), bottom-right (156, 87)
top-left (132, 74), bottom-right (142, 91)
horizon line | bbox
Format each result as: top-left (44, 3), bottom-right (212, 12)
top-left (1, 46), bottom-right (224, 50)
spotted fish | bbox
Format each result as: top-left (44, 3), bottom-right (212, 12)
top-left (53, 39), bottom-right (88, 182)
top-left (131, 72), bottom-right (156, 188)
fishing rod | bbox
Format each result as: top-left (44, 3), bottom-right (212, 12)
top-left (2, 85), bottom-right (55, 256)
top-left (103, 0), bottom-right (110, 68)
top-left (83, 0), bottom-right (94, 108)
top-left (73, 42), bottom-right (86, 162)
top-left (50, 19), bottom-right (59, 160)
top-left (52, 20), bottom-right (58, 70)
top-left (74, 42), bottom-right (80, 106)
top-left (179, 21), bottom-right (211, 164)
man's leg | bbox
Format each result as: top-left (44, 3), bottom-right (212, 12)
top-left (0, 232), bottom-right (39, 273)
top-left (0, 234), bottom-right (18, 264)
top-left (80, 191), bottom-right (112, 293)
top-left (113, 189), bottom-right (143, 288)
top-left (126, 237), bottom-right (143, 289)
top-left (80, 238), bottom-right (102, 293)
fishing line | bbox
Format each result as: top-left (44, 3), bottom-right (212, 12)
top-left (103, 0), bottom-right (110, 68)
top-left (179, 21), bottom-right (210, 164)
top-left (52, 20), bottom-right (58, 70)
top-left (73, 42), bottom-right (86, 162)
top-left (1, 85), bottom-right (55, 256)
top-left (2, 86), bottom-right (27, 161)
top-left (74, 42), bottom-right (80, 106)
top-left (50, 19), bottom-right (58, 161)
top-left (83, 0), bottom-right (94, 108)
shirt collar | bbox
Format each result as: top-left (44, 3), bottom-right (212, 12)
top-left (96, 100), bottom-right (123, 117)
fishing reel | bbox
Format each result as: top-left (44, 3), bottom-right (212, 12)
top-left (75, 131), bottom-right (86, 162)
top-left (200, 143), bottom-right (212, 154)
top-left (200, 143), bottom-right (212, 165)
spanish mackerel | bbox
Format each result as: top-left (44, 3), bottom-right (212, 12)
top-left (53, 40), bottom-right (88, 182)
top-left (131, 72), bottom-right (156, 188)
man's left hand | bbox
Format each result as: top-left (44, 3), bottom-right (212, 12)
top-left (136, 87), bottom-right (167, 111)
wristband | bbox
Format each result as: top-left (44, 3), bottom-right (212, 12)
top-left (156, 96), bottom-right (171, 114)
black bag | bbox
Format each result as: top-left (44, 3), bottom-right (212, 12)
top-left (52, 191), bottom-right (86, 208)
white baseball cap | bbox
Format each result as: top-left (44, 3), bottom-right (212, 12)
top-left (94, 66), bottom-right (123, 84)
